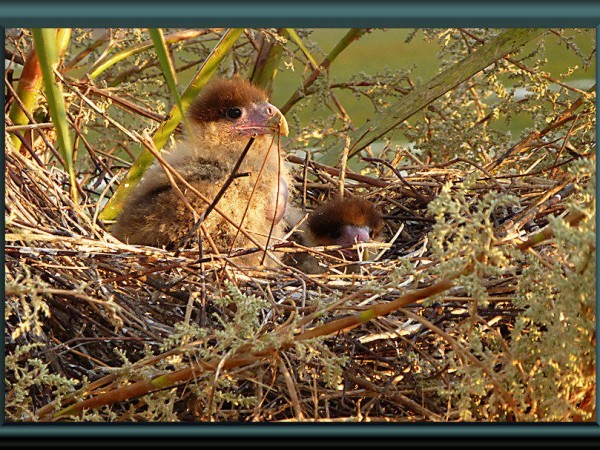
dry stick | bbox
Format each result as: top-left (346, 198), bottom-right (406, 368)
top-left (301, 152), bottom-right (309, 208)
top-left (347, 375), bottom-right (442, 421)
top-left (496, 151), bottom-right (594, 180)
top-left (5, 122), bottom-right (55, 132)
top-left (361, 156), bottom-right (431, 204)
top-left (515, 210), bottom-right (586, 251)
top-left (308, 166), bottom-right (353, 199)
top-left (5, 119), bottom-right (47, 168)
top-left (63, 31), bottom-right (110, 70)
top-left (260, 135), bottom-right (284, 265)
top-left (287, 154), bottom-right (389, 189)
top-left (550, 115), bottom-right (580, 179)
top-left (497, 182), bottom-right (576, 238)
top-left (48, 210), bottom-right (587, 419)
top-left (338, 135), bottom-right (351, 198)
top-left (60, 73), bottom-right (156, 155)
top-left (71, 81), bottom-right (168, 123)
top-left (66, 111), bottom-right (116, 182)
top-left (433, 157), bottom-right (508, 193)
top-left (5, 47), bottom-right (26, 66)
top-left (224, 137), bottom-right (276, 263)
top-left (7, 140), bottom-right (78, 225)
top-left (278, 355), bottom-right (305, 421)
top-left (398, 307), bottom-right (521, 419)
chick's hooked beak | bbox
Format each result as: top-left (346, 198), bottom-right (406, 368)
top-left (237, 102), bottom-right (289, 137)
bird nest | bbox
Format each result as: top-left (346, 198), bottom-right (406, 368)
top-left (5, 117), bottom-right (595, 422)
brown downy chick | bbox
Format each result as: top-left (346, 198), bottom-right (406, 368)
top-left (288, 196), bottom-right (384, 274)
top-left (111, 78), bottom-right (290, 266)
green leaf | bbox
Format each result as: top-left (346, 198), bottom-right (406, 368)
top-left (148, 28), bottom-right (192, 138)
top-left (31, 28), bottom-right (78, 202)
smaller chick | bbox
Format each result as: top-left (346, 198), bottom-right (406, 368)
top-left (287, 196), bottom-right (384, 274)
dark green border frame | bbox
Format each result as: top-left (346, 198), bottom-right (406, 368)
top-left (1, 0), bottom-right (599, 445)
top-left (0, 1), bottom-right (598, 28)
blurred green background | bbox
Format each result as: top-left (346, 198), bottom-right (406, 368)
top-left (270, 28), bottom-right (595, 131)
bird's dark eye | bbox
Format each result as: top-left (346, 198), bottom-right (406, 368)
top-left (328, 228), bottom-right (342, 240)
top-left (225, 107), bottom-right (242, 120)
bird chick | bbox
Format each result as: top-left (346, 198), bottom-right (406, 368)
top-left (288, 196), bottom-right (384, 273)
top-left (111, 77), bottom-right (290, 266)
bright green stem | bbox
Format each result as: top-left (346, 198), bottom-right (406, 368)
top-left (280, 28), bottom-right (368, 115)
top-left (148, 28), bottom-right (192, 138)
top-left (99, 28), bottom-right (245, 222)
top-left (31, 28), bottom-right (78, 202)
top-left (286, 28), bottom-right (319, 70)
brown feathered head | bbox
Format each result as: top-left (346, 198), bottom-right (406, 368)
top-left (307, 196), bottom-right (384, 249)
top-left (187, 77), bottom-right (288, 137)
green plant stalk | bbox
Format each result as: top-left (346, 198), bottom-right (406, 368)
top-left (249, 28), bottom-right (288, 94)
top-left (148, 28), bottom-right (192, 138)
top-left (31, 28), bottom-right (78, 202)
top-left (318, 28), bottom-right (547, 166)
top-left (285, 28), bottom-right (319, 70)
top-left (280, 28), bottom-right (369, 115)
top-left (8, 28), bottom-right (71, 149)
top-left (99, 28), bottom-right (244, 222)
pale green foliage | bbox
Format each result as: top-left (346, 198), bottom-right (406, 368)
top-left (5, 264), bottom-right (52, 340)
top-left (294, 338), bottom-right (348, 389)
top-left (431, 160), bottom-right (595, 421)
top-left (160, 321), bottom-right (209, 353)
top-left (5, 344), bottom-right (78, 421)
top-left (150, 283), bottom-right (278, 419)
top-left (427, 174), bottom-right (519, 305)
top-left (508, 193), bottom-right (595, 421)
top-left (211, 283), bottom-right (271, 351)
top-left (398, 29), bottom-right (595, 166)
top-left (136, 392), bottom-right (181, 422)
top-left (389, 257), bottom-right (419, 283)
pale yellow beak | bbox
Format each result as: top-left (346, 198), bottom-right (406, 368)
top-left (264, 103), bottom-right (289, 136)
top-left (237, 102), bottom-right (289, 137)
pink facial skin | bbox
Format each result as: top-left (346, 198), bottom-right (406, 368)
top-left (233, 103), bottom-right (287, 137)
top-left (337, 225), bottom-right (371, 260)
